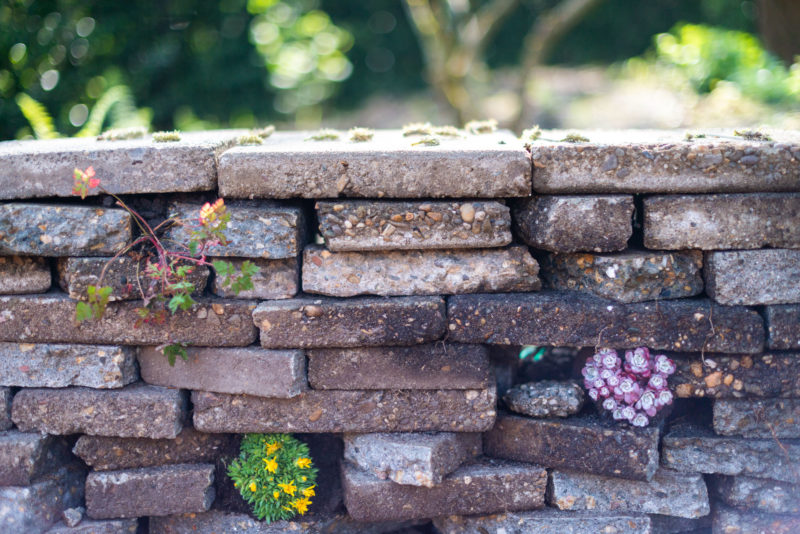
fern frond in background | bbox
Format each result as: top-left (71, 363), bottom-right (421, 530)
top-left (15, 94), bottom-right (58, 140)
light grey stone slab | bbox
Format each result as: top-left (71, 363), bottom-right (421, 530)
top-left (211, 257), bottom-right (298, 299)
top-left (705, 250), bottom-right (800, 305)
top-left (712, 504), bottom-right (800, 534)
top-left (713, 398), bottom-right (800, 438)
top-left (0, 256), bottom-right (51, 294)
top-left (433, 509), bottom-right (652, 534)
top-left (502, 380), bottom-right (585, 418)
top-left (46, 518), bottom-right (138, 533)
top-left (712, 475), bottom-right (800, 514)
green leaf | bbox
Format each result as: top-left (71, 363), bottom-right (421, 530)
top-left (167, 293), bottom-right (195, 314)
top-left (213, 260), bottom-right (233, 277)
top-left (188, 240), bottom-right (200, 256)
top-left (241, 260), bottom-right (260, 277)
top-left (161, 343), bottom-right (188, 366)
top-left (15, 93), bottom-right (58, 139)
top-left (75, 301), bottom-right (93, 322)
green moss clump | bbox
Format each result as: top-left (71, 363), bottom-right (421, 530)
top-left (238, 134), bottom-right (264, 145)
top-left (348, 127), bottom-right (374, 142)
top-left (561, 132), bottom-right (590, 143)
top-left (305, 129), bottom-right (340, 141)
top-left (431, 125), bottom-right (462, 137)
top-left (465, 119), bottom-right (497, 135)
top-left (733, 129), bottom-right (772, 141)
top-left (152, 130), bottom-right (181, 142)
top-left (97, 126), bottom-right (147, 141)
top-left (520, 125), bottom-right (542, 143)
top-left (402, 122), bottom-right (433, 136)
top-left (411, 136), bottom-right (440, 147)
top-left (253, 125), bottom-right (275, 139)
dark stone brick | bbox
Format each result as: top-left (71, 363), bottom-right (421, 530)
top-left (766, 305), bottom-right (800, 350)
top-left (712, 475), bottom-right (800, 514)
top-left (502, 380), bottom-right (584, 418)
top-left (713, 398), bottom-right (800, 438)
top-left (211, 257), bottom-right (298, 300)
top-left (705, 250), bottom-right (800, 305)
top-left (712, 504), bottom-right (800, 534)
top-left (0, 256), bottom-right (51, 294)
top-left (434, 510), bottom-right (652, 534)
top-left (649, 513), bottom-right (711, 534)
top-left (672, 353), bottom-right (800, 399)
top-left (0, 387), bottom-right (12, 430)
top-left (0, 464), bottom-right (85, 533)
top-left (0, 431), bottom-right (73, 486)
top-left (47, 518), bottom-right (139, 533)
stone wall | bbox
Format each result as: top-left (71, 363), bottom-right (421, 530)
top-left (0, 129), bottom-right (798, 533)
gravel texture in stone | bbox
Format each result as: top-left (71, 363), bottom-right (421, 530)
top-left (211, 257), bottom-right (298, 299)
top-left (502, 380), bottom-right (585, 418)
top-left (47, 518), bottom-right (139, 533)
top-left (712, 475), bottom-right (800, 514)
top-left (705, 249), bottom-right (800, 305)
top-left (0, 256), bottom-right (51, 294)
top-left (713, 398), bottom-right (800, 438)
top-left (0, 431), bottom-right (73, 486)
top-left (767, 305), bottom-right (800, 350)
top-left (712, 504), bottom-right (800, 534)
top-left (672, 353), bottom-right (800, 398)
top-left (433, 509), bottom-right (652, 534)
top-left (0, 464), bottom-right (85, 533)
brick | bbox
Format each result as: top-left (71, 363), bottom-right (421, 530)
top-left (211, 257), bottom-right (298, 299)
top-left (530, 129), bottom-right (800, 193)
top-left (713, 398), bottom-right (800, 438)
top-left (662, 424), bottom-right (800, 484)
top-left (0, 130), bottom-right (240, 199)
top-left (447, 292), bottom-right (764, 353)
top-left (513, 195), bottom-right (633, 253)
top-left (85, 464), bottom-right (214, 519)
top-left (47, 518), bottom-right (139, 533)
top-left (712, 505), bottom-right (800, 534)
top-left (0, 432), bottom-right (72, 486)
top-left (548, 469), bottom-right (709, 518)
top-left (0, 256), bottom-right (51, 294)
top-left (484, 413), bottom-right (660, 481)
top-left (317, 200), bottom-right (512, 251)
top-left (254, 296), bottom-right (446, 349)
top-left (0, 342), bottom-right (138, 389)
top-left (712, 475), bottom-right (800, 514)
top-left (0, 203), bottom-right (131, 257)
top-left (166, 201), bottom-right (305, 259)
top-left (218, 130), bottom-right (530, 199)
top-left (0, 294), bottom-right (257, 346)
top-left (343, 458), bottom-right (546, 522)
top-left (705, 250), bottom-right (800, 305)
top-left (433, 509), bottom-right (652, 534)
top-left (302, 245), bottom-right (540, 297)
top-left (0, 464), bottom-right (85, 533)
top-left (192, 388), bottom-right (496, 433)
top-left (672, 353), bottom-right (800, 399)
top-left (73, 427), bottom-right (232, 471)
top-left (542, 250), bottom-right (704, 303)
top-left (767, 305), bottom-right (800, 350)
top-left (644, 193), bottom-right (800, 250)
top-left (502, 380), bottom-right (585, 418)
top-left (12, 384), bottom-right (186, 439)
top-left (138, 346), bottom-right (307, 398)
top-left (0, 387), bottom-right (12, 430)
top-left (343, 432), bottom-right (481, 487)
top-left (308, 344), bottom-right (491, 390)
top-left (57, 256), bottom-right (208, 302)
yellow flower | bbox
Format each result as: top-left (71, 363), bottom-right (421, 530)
top-left (264, 441), bottom-right (281, 455)
top-left (273, 490), bottom-right (280, 500)
top-left (248, 481), bottom-right (257, 492)
top-left (263, 456), bottom-right (278, 473)
top-left (291, 497), bottom-right (311, 515)
top-left (302, 485), bottom-right (316, 498)
top-left (277, 481), bottom-right (297, 496)
top-left (296, 457), bottom-right (312, 469)
top-left (301, 476), bottom-right (307, 482)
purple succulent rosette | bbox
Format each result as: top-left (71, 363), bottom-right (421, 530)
top-left (582, 347), bottom-right (675, 427)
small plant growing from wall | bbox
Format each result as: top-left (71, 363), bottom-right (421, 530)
top-left (228, 433), bottom-right (318, 522)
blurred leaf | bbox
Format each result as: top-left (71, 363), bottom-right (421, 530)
top-left (15, 93), bottom-right (58, 139)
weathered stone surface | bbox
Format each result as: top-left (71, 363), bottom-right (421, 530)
top-left (254, 296), bottom-right (446, 349)
top-left (192, 388), bottom-right (496, 433)
top-left (317, 200), bottom-right (512, 251)
top-left (547, 469), bottom-right (709, 518)
top-left (672, 353), bottom-right (800, 399)
top-left (649, 513), bottom-right (711, 534)
top-left (307, 344), bottom-right (491, 390)
top-left (139, 346), bottom-right (306, 397)
top-left (767, 305), bottom-right (800, 350)
top-left (211, 257), bottom-right (298, 299)
top-left (644, 193), bottom-right (800, 250)
top-left (61, 506), bottom-right (84, 528)
top-left (0, 432), bottom-right (73, 486)
top-left (0, 294), bottom-right (257, 346)
top-left (712, 505), bottom-right (800, 534)
top-left (0, 342), bottom-right (138, 389)
top-left (448, 292), bottom-right (764, 353)
top-left (47, 518), bottom-right (138, 533)
top-left (484, 413), bottom-right (660, 481)
top-left (713, 399), bottom-right (800, 438)
top-left (529, 129), bottom-right (800, 193)
top-left (218, 130), bottom-right (530, 199)
top-left (0, 387), bottom-right (12, 430)
top-left (0, 464), bottom-right (85, 533)
top-left (662, 424), bottom-right (800, 484)
top-left (513, 195), bottom-right (633, 253)
top-left (58, 256), bottom-right (209, 301)
top-left (12, 384), bottom-right (186, 439)
top-left (342, 458), bottom-right (546, 522)
top-left (302, 245), bottom-right (540, 297)
top-left (712, 475), bottom-right (800, 514)
top-left (542, 250), bottom-right (704, 303)
top-left (73, 427), bottom-right (232, 471)
top-left (502, 380), bottom-right (584, 418)
top-left (167, 201), bottom-right (304, 259)
top-left (86, 464), bottom-right (214, 519)
top-left (0, 256), bottom-right (51, 294)
top-left (0, 204), bottom-right (131, 256)
top-left (343, 432), bottom-right (482, 487)
top-left (705, 250), bottom-right (800, 305)
top-left (433, 510), bottom-right (652, 534)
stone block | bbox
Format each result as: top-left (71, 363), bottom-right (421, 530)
top-left (317, 200), bottom-right (512, 251)
top-left (547, 469), bottom-right (709, 518)
top-left (342, 458), bottom-right (546, 522)
top-left (712, 475), bottom-right (800, 514)
top-left (712, 505), bottom-right (800, 534)
top-left (58, 256), bottom-right (209, 301)
top-left (217, 130), bottom-right (530, 199)
top-left (713, 398), bottom-right (800, 438)
top-left (61, 506), bottom-right (84, 527)
top-left (447, 291), bottom-right (764, 353)
top-left (0, 387), bottom-right (12, 430)
top-left (211, 257), bottom-right (298, 299)
top-left (166, 201), bottom-right (305, 259)
top-left (662, 424), bottom-right (800, 484)
top-left (307, 344), bottom-right (491, 390)
top-left (767, 305), bottom-right (800, 350)
top-left (343, 432), bottom-right (482, 487)
top-left (644, 193), bottom-right (800, 250)
top-left (12, 384), bottom-right (186, 439)
top-left (0, 294), bottom-right (257, 346)
top-left (47, 518), bottom-right (138, 533)
top-left (529, 129), bottom-right (800, 194)
top-left (705, 250), bottom-right (800, 305)
top-left (0, 342), bottom-right (138, 389)
top-left (0, 204), bottom-right (131, 257)
top-left (483, 413), bottom-right (660, 481)
top-left (672, 353), bottom-right (800, 399)
top-left (0, 432), bottom-right (73, 486)
top-left (254, 296), bottom-right (446, 349)
top-left (502, 380), bottom-right (584, 418)
top-left (85, 464), bottom-right (215, 519)
top-left (433, 510), bottom-right (652, 534)
top-left (73, 427), bottom-right (232, 471)
top-left (649, 513), bottom-right (711, 534)
top-left (0, 464), bottom-right (85, 533)
top-left (138, 346), bottom-right (306, 398)
top-left (302, 245), bottom-right (540, 297)
top-left (0, 256), bottom-right (51, 294)
top-left (192, 388), bottom-right (496, 433)
top-left (542, 250), bottom-right (704, 303)
top-left (513, 195), bottom-right (633, 253)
